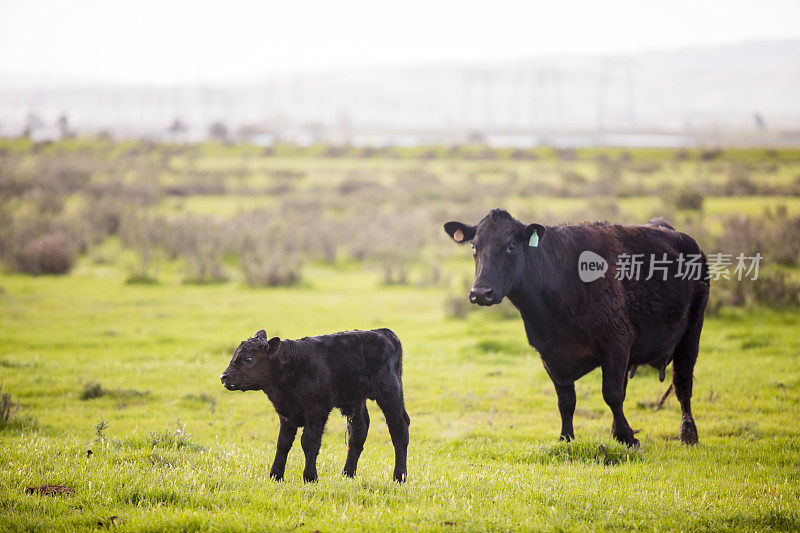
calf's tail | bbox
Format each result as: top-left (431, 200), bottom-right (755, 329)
top-left (379, 328), bottom-right (410, 426)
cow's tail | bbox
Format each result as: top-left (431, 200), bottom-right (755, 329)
top-left (700, 251), bottom-right (710, 287)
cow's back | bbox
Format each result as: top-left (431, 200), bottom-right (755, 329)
top-left (607, 224), bottom-right (709, 364)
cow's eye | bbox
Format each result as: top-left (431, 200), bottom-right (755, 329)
top-left (244, 356), bottom-right (253, 364)
top-left (507, 244), bottom-right (516, 254)
top-left (471, 243), bottom-right (476, 255)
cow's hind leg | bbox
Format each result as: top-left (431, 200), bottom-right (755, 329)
top-left (300, 410), bottom-right (330, 483)
top-left (554, 382), bottom-right (576, 441)
top-left (343, 401), bottom-right (369, 477)
top-left (672, 291), bottom-right (707, 444)
top-left (376, 379), bottom-right (410, 483)
top-left (601, 341), bottom-right (639, 448)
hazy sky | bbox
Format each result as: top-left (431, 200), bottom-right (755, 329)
top-left (1, 0), bottom-right (798, 84)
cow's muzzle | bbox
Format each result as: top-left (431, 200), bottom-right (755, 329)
top-left (469, 286), bottom-right (499, 306)
top-left (220, 372), bottom-right (238, 390)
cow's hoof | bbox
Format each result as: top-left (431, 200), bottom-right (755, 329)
top-left (269, 472), bottom-right (284, 482)
top-left (680, 423), bottom-right (698, 445)
top-left (303, 473), bottom-right (318, 483)
top-left (612, 425), bottom-right (639, 448)
top-left (559, 433), bottom-right (574, 442)
top-left (393, 471), bottom-right (407, 483)
top-left (342, 468), bottom-right (356, 478)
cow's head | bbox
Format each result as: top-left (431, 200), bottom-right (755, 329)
top-left (220, 329), bottom-right (281, 391)
top-left (444, 209), bottom-right (545, 306)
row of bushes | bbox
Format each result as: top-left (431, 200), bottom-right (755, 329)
top-left (1, 142), bottom-right (799, 306)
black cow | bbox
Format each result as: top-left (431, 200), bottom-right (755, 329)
top-left (444, 209), bottom-right (709, 447)
top-left (220, 328), bottom-right (410, 482)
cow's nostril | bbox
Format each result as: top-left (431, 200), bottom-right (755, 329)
top-left (220, 373), bottom-right (228, 382)
top-left (470, 286), bottom-right (496, 304)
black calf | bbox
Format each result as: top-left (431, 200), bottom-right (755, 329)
top-left (221, 328), bottom-right (410, 482)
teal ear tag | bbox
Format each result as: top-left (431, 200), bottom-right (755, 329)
top-left (529, 230), bottom-right (539, 247)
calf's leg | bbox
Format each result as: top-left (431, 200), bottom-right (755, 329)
top-left (554, 382), bottom-right (576, 441)
top-left (300, 410), bottom-right (330, 483)
top-left (376, 383), bottom-right (410, 483)
top-left (269, 417), bottom-right (297, 481)
top-left (343, 401), bottom-right (370, 477)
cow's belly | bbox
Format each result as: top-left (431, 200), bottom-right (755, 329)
top-left (628, 313), bottom-right (688, 366)
top-left (539, 343), bottom-right (601, 384)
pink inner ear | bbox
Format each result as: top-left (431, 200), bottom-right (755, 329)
top-left (454, 229), bottom-right (464, 242)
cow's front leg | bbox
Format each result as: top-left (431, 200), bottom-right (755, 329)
top-left (601, 344), bottom-right (639, 448)
top-left (300, 411), bottom-right (329, 483)
top-left (554, 381), bottom-right (576, 441)
top-left (269, 417), bottom-right (297, 481)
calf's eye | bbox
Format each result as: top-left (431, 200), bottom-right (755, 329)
top-left (471, 244), bottom-right (476, 255)
top-left (244, 356), bottom-right (253, 364)
top-left (507, 245), bottom-right (515, 254)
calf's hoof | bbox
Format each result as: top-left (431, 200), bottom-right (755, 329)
top-left (393, 471), bottom-right (407, 483)
top-left (559, 433), bottom-right (574, 442)
top-left (303, 472), bottom-right (318, 483)
top-left (269, 472), bottom-right (284, 482)
top-left (342, 468), bottom-right (356, 478)
top-left (680, 418), bottom-right (699, 445)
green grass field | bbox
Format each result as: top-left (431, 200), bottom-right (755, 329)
top-left (1, 141), bottom-right (800, 531)
top-left (2, 259), bottom-right (799, 531)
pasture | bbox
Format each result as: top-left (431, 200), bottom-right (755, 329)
top-left (1, 140), bottom-right (800, 531)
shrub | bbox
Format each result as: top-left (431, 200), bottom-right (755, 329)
top-left (241, 241), bottom-right (302, 287)
top-left (766, 213), bottom-right (800, 266)
top-left (753, 270), bottom-right (800, 309)
top-left (444, 290), bottom-right (472, 319)
top-left (624, 161), bottom-right (662, 174)
top-left (700, 149), bottom-right (722, 161)
top-left (444, 276), bottom-right (475, 319)
top-left (707, 277), bottom-right (750, 313)
top-left (119, 213), bottom-right (161, 283)
top-left (178, 219), bottom-right (229, 284)
top-left (81, 381), bottom-right (105, 400)
top-left (16, 232), bottom-right (76, 275)
top-left (669, 189), bottom-right (704, 211)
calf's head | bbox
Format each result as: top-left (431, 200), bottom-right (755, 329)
top-left (444, 209), bottom-right (545, 306)
top-left (220, 329), bottom-right (281, 391)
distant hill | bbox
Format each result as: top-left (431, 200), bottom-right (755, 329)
top-left (0, 40), bottom-right (798, 143)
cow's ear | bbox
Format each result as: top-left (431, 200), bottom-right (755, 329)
top-left (255, 329), bottom-right (267, 339)
top-left (522, 224), bottom-right (546, 247)
top-left (444, 221), bottom-right (476, 243)
top-left (265, 337), bottom-right (281, 356)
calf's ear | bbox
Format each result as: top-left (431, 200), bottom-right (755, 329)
top-left (265, 337), bottom-right (281, 356)
top-left (444, 221), bottom-right (476, 243)
top-left (255, 329), bottom-right (267, 339)
top-left (521, 223), bottom-right (546, 247)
